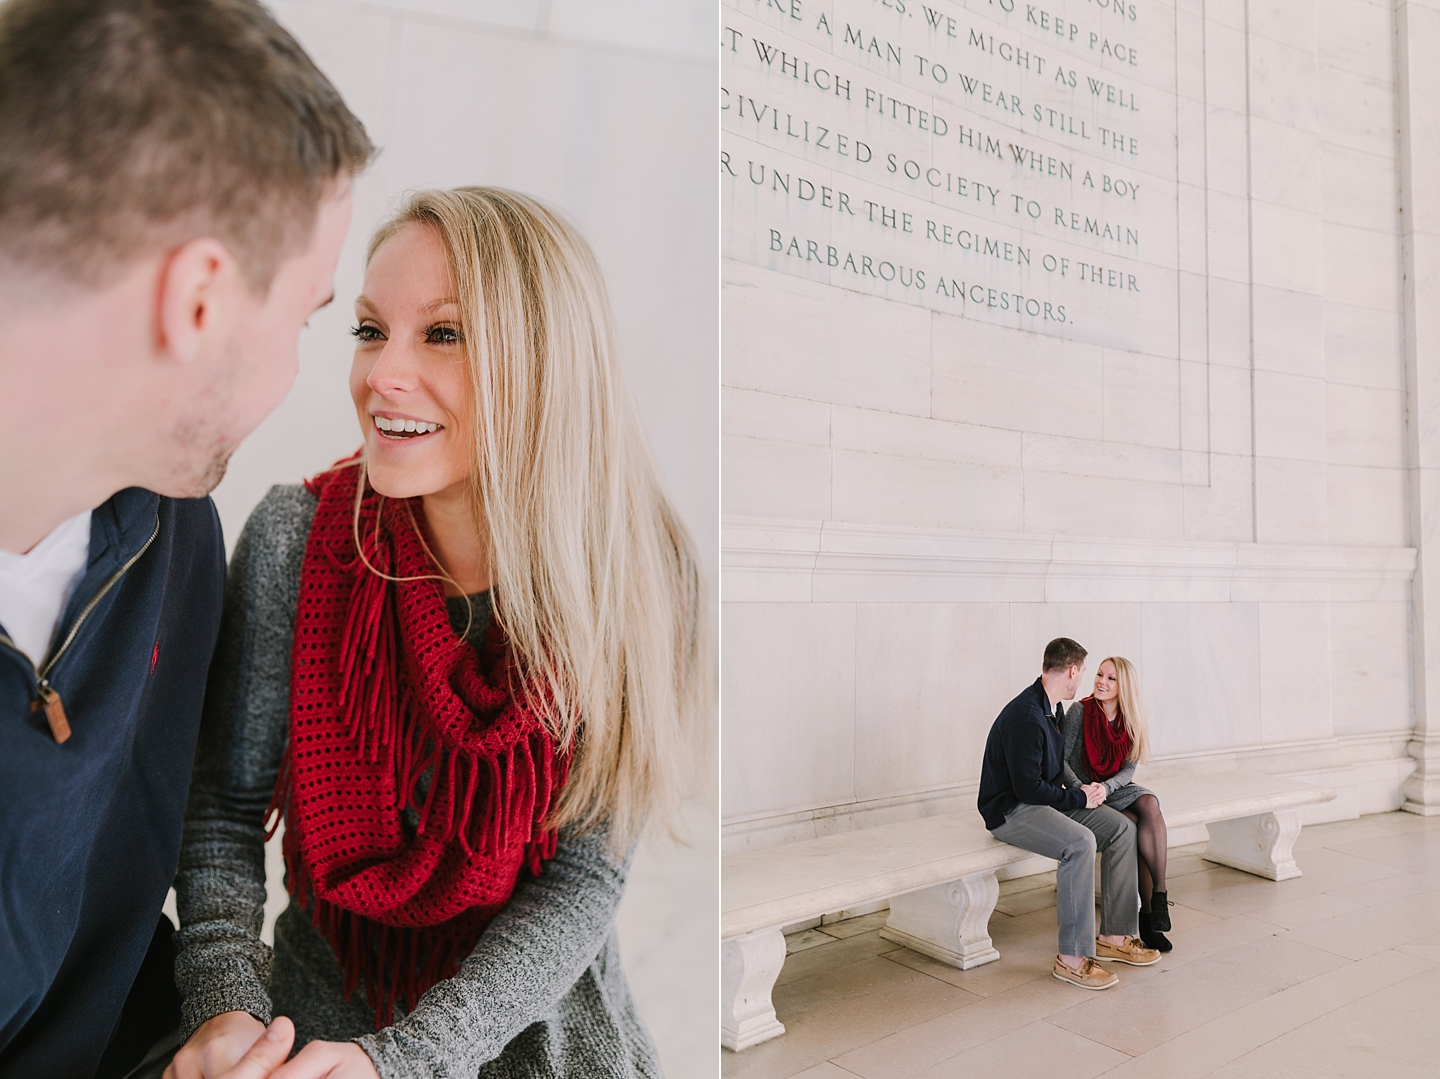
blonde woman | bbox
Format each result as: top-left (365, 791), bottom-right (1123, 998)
top-left (1061, 657), bottom-right (1172, 952)
top-left (163, 189), bottom-right (709, 1078)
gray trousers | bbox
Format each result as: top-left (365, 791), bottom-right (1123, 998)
top-left (990, 801), bottom-right (1139, 956)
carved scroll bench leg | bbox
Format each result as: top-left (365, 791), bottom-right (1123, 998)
top-left (721, 926), bottom-right (787, 1051)
top-left (879, 869), bottom-right (1002, 969)
top-left (1203, 809), bottom-right (1303, 881)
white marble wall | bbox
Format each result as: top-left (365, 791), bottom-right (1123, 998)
top-left (722, 0), bottom-right (1425, 850)
top-left (199, 4), bottom-right (717, 1075)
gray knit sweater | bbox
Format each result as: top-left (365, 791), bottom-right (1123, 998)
top-left (1058, 699), bottom-right (1151, 813)
top-left (173, 485), bottom-right (661, 1078)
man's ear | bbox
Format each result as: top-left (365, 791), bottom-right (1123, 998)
top-left (157, 238), bottom-right (236, 364)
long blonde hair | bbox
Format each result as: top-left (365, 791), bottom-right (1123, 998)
top-left (1101, 656), bottom-right (1151, 764)
top-left (364, 187), bottom-right (711, 851)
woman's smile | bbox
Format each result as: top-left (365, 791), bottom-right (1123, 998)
top-left (371, 412), bottom-right (444, 438)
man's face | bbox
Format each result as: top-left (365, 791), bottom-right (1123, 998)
top-left (167, 180), bottom-right (354, 496)
top-left (1062, 662), bottom-right (1086, 701)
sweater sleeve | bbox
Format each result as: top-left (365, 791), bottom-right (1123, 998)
top-left (1060, 706), bottom-right (1084, 789)
top-left (356, 824), bottom-right (633, 1079)
top-left (1104, 758), bottom-right (1138, 794)
top-left (172, 486), bottom-right (315, 1037)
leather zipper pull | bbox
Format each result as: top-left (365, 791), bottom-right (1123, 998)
top-left (36, 682), bottom-right (71, 744)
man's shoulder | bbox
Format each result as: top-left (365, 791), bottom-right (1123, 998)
top-left (997, 681), bottom-right (1044, 722)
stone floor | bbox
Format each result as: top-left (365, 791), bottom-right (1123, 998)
top-left (722, 810), bottom-right (1440, 1079)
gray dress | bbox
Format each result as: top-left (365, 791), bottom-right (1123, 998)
top-left (1059, 699), bottom-right (1155, 813)
top-left (172, 485), bottom-right (662, 1078)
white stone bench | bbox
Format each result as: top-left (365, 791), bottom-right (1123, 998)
top-left (721, 770), bottom-right (1337, 1051)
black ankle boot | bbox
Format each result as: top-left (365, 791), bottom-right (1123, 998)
top-left (1138, 911), bottom-right (1172, 952)
top-left (1150, 891), bottom-right (1171, 931)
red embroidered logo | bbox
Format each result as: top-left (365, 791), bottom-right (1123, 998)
top-left (150, 639), bottom-right (160, 673)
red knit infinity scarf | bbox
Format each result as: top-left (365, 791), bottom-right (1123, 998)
top-left (270, 461), bottom-right (565, 1027)
top-left (1081, 695), bottom-right (1132, 781)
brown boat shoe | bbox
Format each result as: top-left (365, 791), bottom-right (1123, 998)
top-left (1052, 955), bottom-right (1119, 990)
top-left (1095, 936), bottom-right (1161, 966)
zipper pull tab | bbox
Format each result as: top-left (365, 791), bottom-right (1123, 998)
top-left (35, 681), bottom-right (71, 743)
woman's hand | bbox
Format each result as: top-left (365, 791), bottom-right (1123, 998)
top-left (267, 1041), bottom-right (381, 1079)
top-left (164, 1013), bottom-right (293, 1079)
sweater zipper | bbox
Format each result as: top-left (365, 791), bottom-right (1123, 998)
top-left (0, 511), bottom-right (160, 744)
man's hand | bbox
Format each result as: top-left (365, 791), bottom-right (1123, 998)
top-left (267, 1041), bottom-right (380, 1079)
top-left (165, 1014), bottom-right (294, 1079)
top-left (1083, 783), bottom-right (1107, 809)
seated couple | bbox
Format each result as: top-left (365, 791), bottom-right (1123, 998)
top-left (977, 637), bottom-right (1172, 992)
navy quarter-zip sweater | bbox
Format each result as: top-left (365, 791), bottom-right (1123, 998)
top-left (977, 678), bottom-right (1088, 830)
top-left (0, 489), bottom-right (224, 1077)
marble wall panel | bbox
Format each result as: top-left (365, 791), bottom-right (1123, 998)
top-left (1206, 190), bottom-right (1255, 285)
top-left (930, 316), bottom-right (1105, 438)
top-left (1252, 286), bottom-right (1327, 377)
top-left (1206, 0), bottom-right (1248, 32)
top-left (1178, 271), bottom-right (1208, 362)
top-left (1318, 0), bottom-right (1397, 79)
top-left (1249, 0), bottom-right (1318, 50)
top-left (1259, 602), bottom-right (1335, 743)
top-left (829, 406), bottom-right (1022, 468)
top-left (1324, 222), bottom-right (1405, 311)
top-left (852, 603), bottom-right (1012, 801)
top-left (722, 434), bottom-right (832, 519)
top-left (1204, 105), bottom-right (1252, 200)
top-left (1021, 470), bottom-right (1186, 538)
top-left (1249, 119), bottom-right (1324, 214)
top-left (1102, 349), bottom-right (1183, 448)
top-left (1207, 364), bottom-right (1256, 455)
top-left (1179, 358), bottom-right (1211, 456)
top-left (325, 0), bottom-right (538, 31)
top-left (1327, 465), bottom-right (1409, 547)
top-left (1006, 603), bottom-right (1147, 694)
top-left (1330, 601), bottom-right (1414, 735)
top-left (1142, 602), bottom-right (1262, 755)
top-left (1183, 452), bottom-right (1255, 541)
top-left (1324, 301), bottom-right (1405, 389)
top-left (722, 261), bottom-right (933, 414)
top-left (1249, 37), bottom-right (1322, 134)
top-left (1251, 202), bottom-right (1324, 294)
top-left (1320, 66), bottom-right (1398, 159)
top-left (548, 0), bottom-right (713, 58)
top-left (1254, 457), bottom-right (1329, 542)
top-left (1326, 384), bottom-right (1406, 468)
top-left (1323, 143), bottom-right (1401, 233)
top-left (722, 387), bottom-right (832, 445)
top-left (831, 450), bottom-right (1026, 531)
top-left (1253, 371), bottom-right (1328, 462)
top-left (1177, 181), bottom-right (1211, 272)
top-left (1022, 432), bottom-right (1183, 484)
top-left (1207, 276), bottom-right (1255, 368)
top-left (721, 602), bottom-right (858, 818)
top-left (1204, 20), bottom-right (1251, 114)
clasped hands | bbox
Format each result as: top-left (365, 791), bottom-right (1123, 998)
top-left (1081, 782), bottom-right (1107, 809)
top-left (163, 1011), bottom-right (380, 1079)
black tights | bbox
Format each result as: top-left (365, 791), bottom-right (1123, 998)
top-left (1120, 794), bottom-right (1167, 912)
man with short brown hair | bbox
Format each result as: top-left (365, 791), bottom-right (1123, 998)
top-left (0, 1), bottom-right (372, 1074)
top-left (977, 637), bottom-right (1158, 991)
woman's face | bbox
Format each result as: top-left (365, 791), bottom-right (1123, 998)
top-left (1093, 660), bottom-right (1119, 702)
top-left (350, 222), bottom-right (472, 501)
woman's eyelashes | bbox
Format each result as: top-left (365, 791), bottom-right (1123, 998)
top-left (424, 324), bottom-right (462, 345)
top-left (349, 321), bottom-right (461, 345)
